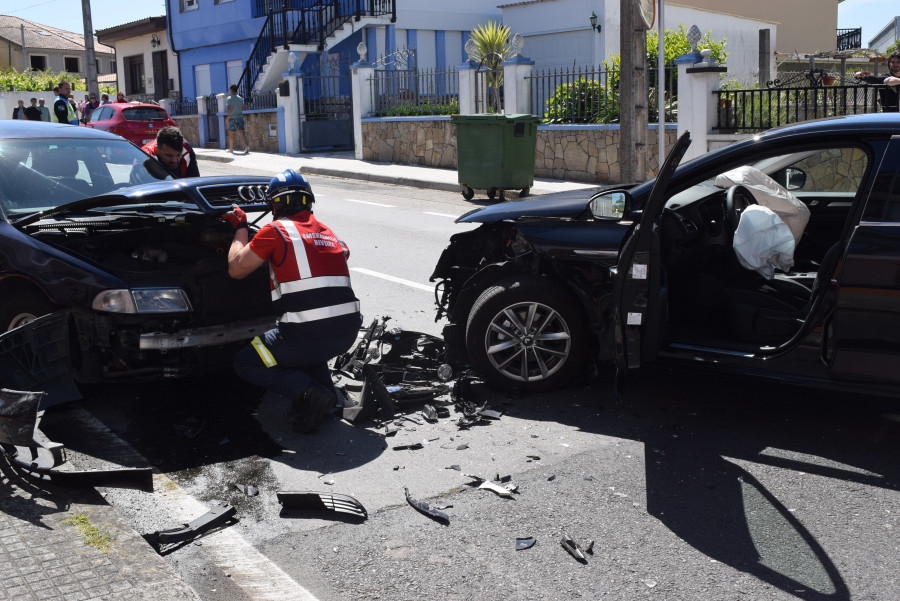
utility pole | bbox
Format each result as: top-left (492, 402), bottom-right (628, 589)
top-left (81, 0), bottom-right (99, 95)
top-left (620, 0), bottom-right (648, 183)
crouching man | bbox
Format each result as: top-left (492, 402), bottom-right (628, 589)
top-left (222, 169), bottom-right (362, 433)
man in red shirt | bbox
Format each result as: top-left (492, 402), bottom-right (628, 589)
top-left (222, 169), bottom-right (361, 433)
top-left (141, 126), bottom-right (200, 179)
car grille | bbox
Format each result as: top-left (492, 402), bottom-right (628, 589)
top-left (197, 184), bottom-right (268, 207)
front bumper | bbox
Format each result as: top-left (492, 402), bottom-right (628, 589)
top-left (139, 317), bottom-right (276, 350)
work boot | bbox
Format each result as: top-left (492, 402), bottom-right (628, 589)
top-left (292, 383), bottom-right (335, 434)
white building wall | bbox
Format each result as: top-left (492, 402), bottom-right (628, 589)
top-left (868, 17), bottom-right (900, 53)
top-left (395, 0), bottom-right (502, 31)
top-left (416, 30), bottom-right (437, 71)
top-left (114, 34), bottom-right (179, 96)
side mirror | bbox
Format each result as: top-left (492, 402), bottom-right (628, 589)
top-left (589, 191), bottom-right (627, 219)
top-left (773, 167), bottom-right (807, 191)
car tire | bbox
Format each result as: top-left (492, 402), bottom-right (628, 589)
top-left (465, 276), bottom-right (587, 391)
top-left (0, 290), bottom-right (58, 332)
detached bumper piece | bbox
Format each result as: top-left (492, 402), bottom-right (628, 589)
top-left (148, 502), bottom-right (237, 554)
top-left (404, 487), bottom-right (450, 525)
top-left (333, 317), bottom-right (458, 425)
top-left (0, 388), bottom-right (153, 491)
top-left (277, 491), bottom-right (368, 520)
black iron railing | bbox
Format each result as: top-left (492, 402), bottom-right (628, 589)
top-left (239, 0), bottom-right (396, 99)
top-left (173, 97), bottom-right (198, 116)
top-left (371, 66), bottom-right (458, 116)
top-left (837, 28), bottom-right (862, 51)
top-left (714, 83), bottom-right (882, 132)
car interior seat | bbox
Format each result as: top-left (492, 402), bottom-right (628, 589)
top-left (32, 147), bottom-right (93, 200)
top-left (722, 243), bottom-right (841, 345)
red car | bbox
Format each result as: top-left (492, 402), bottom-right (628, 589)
top-left (85, 102), bottom-right (176, 147)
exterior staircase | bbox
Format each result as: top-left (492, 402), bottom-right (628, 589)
top-left (238, 0), bottom-right (396, 97)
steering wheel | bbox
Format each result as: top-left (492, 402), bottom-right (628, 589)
top-left (725, 184), bottom-right (757, 232)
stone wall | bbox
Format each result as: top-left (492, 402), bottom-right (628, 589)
top-left (244, 111), bottom-right (279, 154)
top-left (362, 117), bottom-right (456, 168)
top-left (361, 118), bottom-right (679, 184)
top-left (172, 115), bottom-right (201, 148)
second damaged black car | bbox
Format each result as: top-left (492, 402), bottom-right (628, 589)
top-left (0, 121), bottom-right (274, 401)
top-left (431, 113), bottom-right (900, 397)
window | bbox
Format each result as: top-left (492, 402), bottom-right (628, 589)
top-left (30, 55), bottom-right (47, 71)
top-left (181, 0), bottom-right (198, 11)
top-left (110, 60), bottom-right (117, 74)
top-left (226, 60), bottom-right (243, 90)
top-left (64, 57), bottom-right (79, 73)
top-left (214, 0), bottom-right (235, 3)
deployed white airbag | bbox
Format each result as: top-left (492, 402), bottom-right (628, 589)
top-left (715, 165), bottom-right (810, 243)
top-left (733, 205), bottom-right (795, 279)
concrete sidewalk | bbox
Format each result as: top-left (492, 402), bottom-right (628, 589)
top-left (193, 147), bottom-right (599, 196)
top-left (0, 457), bottom-right (200, 601)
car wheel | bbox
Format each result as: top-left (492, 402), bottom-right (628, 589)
top-left (0, 291), bottom-right (57, 332)
top-left (465, 277), bottom-right (587, 391)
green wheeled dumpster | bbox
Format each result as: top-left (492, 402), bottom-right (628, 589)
top-left (451, 113), bottom-right (539, 201)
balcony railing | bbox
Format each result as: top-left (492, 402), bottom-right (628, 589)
top-left (836, 28), bottom-right (861, 51)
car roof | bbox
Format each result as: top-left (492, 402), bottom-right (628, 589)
top-left (0, 120), bottom-right (125, 141)
top-left (110, 102), bottom-right (168, 111)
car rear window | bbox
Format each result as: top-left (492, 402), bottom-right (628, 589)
top-left (123, 108), bottom-right (170, 121)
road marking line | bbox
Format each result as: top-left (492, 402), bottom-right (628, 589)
top-left (351, 267), bottom-right (433, 292)
top-left (422, 211), bottom-right (460, 218)
top-left (61, 407), bottom-right (321, 601)
top-left (345, 199), bottom-right (395, 207)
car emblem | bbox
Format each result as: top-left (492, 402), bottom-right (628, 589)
top-left (149, 124), bottom-right (154, 128)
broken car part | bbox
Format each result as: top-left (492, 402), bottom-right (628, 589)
top-left (560, 534), bottom-right (588, 563)
top-left (150, 502), bottom-right (237, 549)
top-left (516, 537), bottom-right (536, 550)
top-left (0, 389), bottom-right (153, 491)
top-left (234, 483), bottom-right (259, 496)
top-left (404, 487), bottom-right (450, 525)
top-left (277, 491), bottom-right (368, 519)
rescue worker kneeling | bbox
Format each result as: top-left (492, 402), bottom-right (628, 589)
top-left (222, 170), bottom-right (362, 433)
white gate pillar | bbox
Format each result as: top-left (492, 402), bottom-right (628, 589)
top-left (502, 56), bottom-right (534, 115)
top-left (351, 59), bottom-right (374, 159)
top-left (280, 51), bottom-right (305, 155)
top-left (196, 95), bottom-right (209, 146)
top-left (457, 60), bottom-right (478, 115)
top-left (675, 42), bottom-right (726, 162)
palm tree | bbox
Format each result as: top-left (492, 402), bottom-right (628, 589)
top-left (469, 21), bottom-right (511, 112)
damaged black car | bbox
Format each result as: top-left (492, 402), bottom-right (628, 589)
top-left (431, 113), bottom-right (900, 397)
top-left (0, 121), bottom-right (275, 402)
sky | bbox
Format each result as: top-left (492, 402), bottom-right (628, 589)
top-left (4, 0), bottom-right (900, 47)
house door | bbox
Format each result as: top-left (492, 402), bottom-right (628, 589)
top-left (152, 51), bottom-right (169, 100)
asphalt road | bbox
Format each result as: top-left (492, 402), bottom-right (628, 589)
top-left (42, 174), bottom-right (900, 601)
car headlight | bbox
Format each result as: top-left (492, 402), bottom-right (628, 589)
top-left (92, 288), bottom-right (193, 314)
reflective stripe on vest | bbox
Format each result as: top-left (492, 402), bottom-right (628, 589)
top-left (250, 336), bottom-right (277, 367)
top-left (271, 275), bottom-right (352, 301)
top-left (279, 301), bottom-right (361, 324)
top-left (53, 96), bottom-right (76, 124)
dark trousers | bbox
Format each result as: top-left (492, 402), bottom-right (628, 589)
top-left (233, 321), bottom-right (359, 400)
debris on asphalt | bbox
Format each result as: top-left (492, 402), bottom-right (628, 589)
top-left (585, 540), bottom-right (595, 555)
top-left (478, 407), bottom-right (502, 420)
top-left (456, 443), bottom-right (469, 450)
top-left (277, 491), bottom-right (368, 520)
top-left (149, 502), bottom-right (237, 553)
top-left (560, 534), bottom-right (588, 563)
top-left (404, 487), bottom-right (450, 525)
top-left (526, 455), bottom-right (541, 461)
top-left (445, 464), bottom-right (461, 471)
top-left (516, 537), bottom-right (536, 550)
top-left (422, 404), bottom-right (438, 422)
top-left (393, 442), bottom-right (424, 451)
top-left (234, 483), bottom-right (259, 496)
top-left (547, 475), bottom-right (556, 481)
top-left (478, 480), bottom-right (514, 498)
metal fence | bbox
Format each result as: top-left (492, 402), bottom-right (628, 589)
top-left (714, 83), bottom-right (883, 132)
top-left (246, 90), bottom-right (278, 110)
top-left (528, 65), bottom-right (676, 123)
top-left (371, 66), bottom-right (458, 116)
top-left (172, 97), bottom-right (198, 116)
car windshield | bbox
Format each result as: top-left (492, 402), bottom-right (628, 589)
top-left (123, 107), bottom-right (170, 121)
top-left (0, 137), bottom-right (166, 216)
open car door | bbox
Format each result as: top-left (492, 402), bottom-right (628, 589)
top-left (613, 132), bottom-right (691, 378)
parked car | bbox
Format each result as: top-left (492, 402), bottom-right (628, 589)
top-left (0, 121), bottom-right (274, 403)
top-left (85, 102), bottom-right (177, 147)
top-left (431, 113), bottom-right (900, 398)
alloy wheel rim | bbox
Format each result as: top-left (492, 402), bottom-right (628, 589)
top-left (483, 301), bottom-right (572, 382)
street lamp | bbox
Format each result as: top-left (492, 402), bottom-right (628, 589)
top-left (151, 34), bottom-right (160, 48)
top-left (589, 11), bottom-right (601, 34)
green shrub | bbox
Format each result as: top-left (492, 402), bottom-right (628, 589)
top-left (0, 67), bottom-right (117, 94)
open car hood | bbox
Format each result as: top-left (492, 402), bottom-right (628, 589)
top-left (457, 187), bottom-right (609, 223)
top-left (12, 175), bottom-right (272, 228)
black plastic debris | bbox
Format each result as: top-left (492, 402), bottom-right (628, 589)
top-left (384, 423), bottom-right (401, 436)
top-left (560, 534), bottom-right (587, 563)
top-left (404, 487), bottom-right (450, 525)
top-left (446, 464), bottom-right (461, 471)
top-left (234, 483), bottom-right (259, 497)
top-left (0, 388), bottom-right (40, 446)
top-left (277, 491), bottom-right (367, 519)
top-left (526, 455), bottom-right (541, 461)
top-left (422, 404), bottom-right (438, 422)
top-left (149, 503), bottom-right (236, 552)
top-left (393, 442), bottom-right (424, 451)
top-left (516, 537), bottom-right (536, 550)
top-left (547, 475), bottom-right (556, 481)
top-left (585, 540), bottom-right (595, 555)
